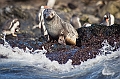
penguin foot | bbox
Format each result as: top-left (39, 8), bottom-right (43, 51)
top-left (58, 35), bottom-right (66, 45)
top-left (65, 36), bottom-right (76, 45)
top-left (12, 33), bottom-right (17, 37)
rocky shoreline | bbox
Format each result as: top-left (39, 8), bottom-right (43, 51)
top-left (0, 0), bottom-right (120, 65)
top-left (0, 24), bottom-right (120, 65)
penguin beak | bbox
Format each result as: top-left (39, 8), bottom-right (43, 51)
top-left (43, 9), bottom-right (55, 20)
top-left (15, 28), bottom-right (20, 32)
top-left (106, 18), bottom-right (109, 23)
top-left (15, 25), bottom-right (20, 32)
top-left (44, 13), bottom-right (54, 20)
top-left (46, 13), bottom-right (54, 19)
top-left (45, 14), bottom-right (51, 19)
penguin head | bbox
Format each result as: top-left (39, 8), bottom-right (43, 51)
top-left (71, 14), bottom-right (80, 22)
top-left (103, 12), bottom-right (111, 24)
top-left (8, 18), bottom-right (20, 33)
top-left (72, 14), bottom-right (79, 19)
top-left (43, 9), bottom-right (56, 21)
top-left (70, 14), bottom-right (81, 29)
top-left (103, 12), bottom-right (114, 26)
top-left (12, 18), bottom-right (20, 32)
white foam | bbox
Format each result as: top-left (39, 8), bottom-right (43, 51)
top-left (0, 39), bottom-right (120, 74)
top-left (0, 42), bottom-right (74, 72)
top-left (102, 65), bottom-right (115, 76)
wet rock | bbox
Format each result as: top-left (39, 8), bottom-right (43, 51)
top-left (81, 14), bottom-right (100, 24)
top-left (0, 54), bottom-right (8, 58)
top-left (0, 5), bottom-right (28, 26)
top-left (77, 24), bottom-right (120, 48)
top-left (115, 12), bottom-right (120, 19)
top-left (0, 5), bottom-right (30, 28)
top-left (0, 5), bottom-right (41, 37)
top-left (3, 5), bottom-right (28, 19)
top-left (106, 1), bottom-right (120, 15)
top-left (1, 24), bottom-right (120, 65)
top-left (41, 24), bottom-right (110, 65)
top-left (68, 3), bottom-right (78, 10)
top-left (0, 0), bottom-right (120, 65)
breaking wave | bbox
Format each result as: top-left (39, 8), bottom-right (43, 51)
top-left (0, 37), bottom-right (120, 79)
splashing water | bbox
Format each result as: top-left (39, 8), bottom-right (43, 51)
top-left (99, 39), bottom-right (117, 55)
top-left (1, 33), bottom-right (9, 46)
top-left (0, 35), bottom-right (74, 72)
top-left (0, 38), bottom-right (120, 79)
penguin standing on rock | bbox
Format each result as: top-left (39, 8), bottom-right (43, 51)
top-left (70, 14), bottom-right (82, 29)
top-left (33, 0), bottom-right (56, 40)
top-left (43, 9), bottom-right (78, 45)
top-left (2, 18), bottom-right (20, 36)
top-left (38, 6), bottom-right (50, 36)
top-left (100, 12), bottom-right (114, 26)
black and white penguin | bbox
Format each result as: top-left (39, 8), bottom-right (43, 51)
top-left (43, 9), bottom-right (78, 45)
top-left (2, 18), bottom-right (20, 36)
top-left (38, 6), bottom-right (50, 36)
top-left (34, 0), bottom-right (56, 37)
top-left (100, 12), bottom-right (114, 26)
top-left (70, 14), bottom-right (81, 29)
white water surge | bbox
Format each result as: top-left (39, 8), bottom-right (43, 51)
top-left (0, 37), bottom-right (120, 79)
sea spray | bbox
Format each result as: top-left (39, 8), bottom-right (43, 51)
top-left (99, 39), bottom-right (117, 55)
top-left (0, 35), bottom-right (74, 72)
top-left (0, 38), bottom-right (120, 75)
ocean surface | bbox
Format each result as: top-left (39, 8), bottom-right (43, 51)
top-left (0, 38), bottom-right (120, 79)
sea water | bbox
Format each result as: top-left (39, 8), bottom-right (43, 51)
top-left (0, 37), bottom-right (120, 79)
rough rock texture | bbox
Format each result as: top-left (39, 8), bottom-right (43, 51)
top-left (0, 24), bottom-right (120, 65)
top-left (98, 1), bottom-right (120, 18)
top-left (0, 0), bottom-right (120, 65)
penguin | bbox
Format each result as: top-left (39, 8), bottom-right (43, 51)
top-left (43, 9), bottom-right (78, 45)
top-left (70, 14), bottom-right (82, 29)
top-left (100, 12), bottom-right (114, 26)
top-left (38, 6), bottom-right (50, 36)
top-left (2, 18), bottom-right (20, 36)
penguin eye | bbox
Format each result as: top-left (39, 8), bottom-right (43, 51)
top-left (51, 13), bottom-right (54, 16)
top-left (51, 12), bottom-right (55, 16)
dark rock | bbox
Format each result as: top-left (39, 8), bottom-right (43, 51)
top-left (0, 0), bottom-right (120, 65)
top-left (0, 24), bottom-right (120, 65)
top-left (98, 1), bottom-right (120, 21)
top-left (0, 54), bottom-right (8, 58)
top-left (0, 5), bottom-right (41, 37)
top-left (3, 5), bottom-right (28, 19)
top-left (77, 24), bottom-right (120, 48)
top-left (45, 24), bottom-right (120, 65)
top-left (68, 3), bottom-right (77, 9)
